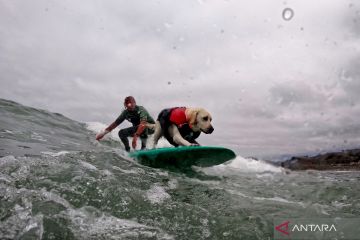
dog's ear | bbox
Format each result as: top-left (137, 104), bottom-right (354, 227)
top-left (187, 108), bottom-right (201, 130)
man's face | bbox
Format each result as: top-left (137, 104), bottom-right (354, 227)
top-left (125, 101), bottom-right (136, 111)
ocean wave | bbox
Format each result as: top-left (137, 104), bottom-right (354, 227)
top-left (200, 155), bottom-right (283, 176)
top-left (41, 151), bottom-right (71, 157)
top-left (63, 206), bottom-right (174, 239)
top-left (145, 184), bottom-right (171, 204)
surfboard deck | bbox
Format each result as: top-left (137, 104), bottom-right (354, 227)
top-left (129, 146), bottom-right (236, 169)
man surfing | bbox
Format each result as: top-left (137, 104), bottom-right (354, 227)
top-left (96, 96), bottom-right (155, 152)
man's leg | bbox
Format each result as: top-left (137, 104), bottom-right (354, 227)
top-left (140, 137), bottom-right (147, 150)
top-left (118, 126), bottom-right (137, 152)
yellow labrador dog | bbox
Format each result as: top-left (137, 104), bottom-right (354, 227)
top-left (149, 107), bottom-right (214, 147)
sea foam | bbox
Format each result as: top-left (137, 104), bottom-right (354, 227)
top-left (201, 155), bottom-right (283, 176)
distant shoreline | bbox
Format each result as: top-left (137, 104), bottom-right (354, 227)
top-left (275, 149), bottom-right (360, 171)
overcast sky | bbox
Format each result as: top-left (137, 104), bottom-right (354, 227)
top-left (1, 0), bottom-right (359, 159)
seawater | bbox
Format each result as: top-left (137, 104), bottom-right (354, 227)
top-left (1, 99), bottom-right (359, 239)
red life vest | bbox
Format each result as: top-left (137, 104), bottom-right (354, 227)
top-left (169, 107), bottom-right (187, 127)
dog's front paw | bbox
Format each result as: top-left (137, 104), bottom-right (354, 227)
top-left (189, 143), bottom-right (200, 147)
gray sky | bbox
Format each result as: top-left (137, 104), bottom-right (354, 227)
top-left (1, 0), bottom-right (359, 159)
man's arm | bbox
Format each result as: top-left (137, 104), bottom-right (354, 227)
top-left (134, 107), bottom-right (152, 136)
top-left (131, 107), bottom-right (152, 149)
top-left (134, 121), bottom-right (147, 136)
top-left (96, 111), bottom-right (126, 141)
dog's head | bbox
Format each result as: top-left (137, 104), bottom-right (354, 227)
top-left (187, 108), bottom-right (214, 134)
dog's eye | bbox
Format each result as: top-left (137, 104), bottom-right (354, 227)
top-left (203, 116), bottom-right (209, 121)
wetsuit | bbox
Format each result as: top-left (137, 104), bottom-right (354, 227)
top-left (106, 106), bottom-right (155, 151)
top-left (157, 107), bottom-right (200, 147)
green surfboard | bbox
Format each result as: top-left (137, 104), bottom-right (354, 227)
top-left (129, 146), bottom-right (236, 169)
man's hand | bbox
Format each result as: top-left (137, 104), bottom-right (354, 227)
top-left (96, 130), bottom-right (109, 141)
top-left (132, 135), bottom-right (138, 149)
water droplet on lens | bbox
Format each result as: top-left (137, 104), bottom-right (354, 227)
top-left (167, 81), bottom-right (171, 85)
top-left (282, 8), bottom-right (294, 21)
top-left (164, 22), bottom-right (172, 28)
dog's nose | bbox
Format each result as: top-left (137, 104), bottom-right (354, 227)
top-left (207, 126), bottom-right (214, 134)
